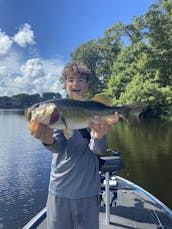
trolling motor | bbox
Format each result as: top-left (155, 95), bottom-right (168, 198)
top-left (99, 149), bottom-right (124, 225)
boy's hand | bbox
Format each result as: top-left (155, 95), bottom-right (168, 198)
top-left (88, 112), bottom-right (119, 139)
top-left (28, 120), bottom-right (54, 145)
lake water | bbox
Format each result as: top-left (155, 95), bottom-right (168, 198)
top-left (0, 109), bottom-right (52, 229)
top-left (0, 109), bottom-right (172, 228)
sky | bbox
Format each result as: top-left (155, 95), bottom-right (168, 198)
top-left (0, 0), bottom-right (156, 97)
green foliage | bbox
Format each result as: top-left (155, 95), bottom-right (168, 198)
top-left (71, 40), bottom-right (103, 98)
top-left (96, 22), bottom-right (124, 85)
top-left (144, 0), bottom-right (172, 87)
top-left (115, 74), bottom-right (172, 117)
top-left (70, 0), bottom-right (172, 118)
top-left (71, 24), bottom-right (124, 97)
top-left (105, 42), bottom-right (152, 99)
top-left (12, 93), bottom-right (41, 106)
top-left (42, 92), bottom-right (61, 100)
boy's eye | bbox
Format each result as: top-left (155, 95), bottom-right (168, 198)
top-left (78, 78), bottom-right (85, 82)
top-left (67, 78), bottom-right (86, 83)
top-left (67, 79), bottom-right (74, 83)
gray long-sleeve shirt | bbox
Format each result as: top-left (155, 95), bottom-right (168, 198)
top-left (45, 129), bottom-right (107, 199)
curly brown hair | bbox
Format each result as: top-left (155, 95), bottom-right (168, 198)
top-left (62, 62), bottom-right (91, 82)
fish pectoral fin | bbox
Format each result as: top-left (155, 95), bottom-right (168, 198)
top-left (61, 116), bottom-right (73, 139)
top-left (61, 116), bottom-right (68, 128)
top-left (63, 129), bottom-right (73, 139)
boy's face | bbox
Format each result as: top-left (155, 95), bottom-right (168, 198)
top-left (65, 73), bottom-right (88, 99)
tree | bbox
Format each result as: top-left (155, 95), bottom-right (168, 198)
top-left (12, 93), bottom-right (42, 106)
top-left (70, 0), bottom-right (172, 118)
top-left (118, 74), bottom-right (172, 117)
top-left (71, 40), bottom-right (103, 97)
top-left (96, 22), bottom-right (123, 86)
top-left (144, 0), bottom-right (172, 86)
top-left (105, 0), bottom-right (172, 118)
top-left (106, 41), bottom-right (151, 99)
top-left (42, 92), bottom-right (61, 100)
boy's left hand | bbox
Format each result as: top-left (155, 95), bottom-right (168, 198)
top-left (88, 112), bottom-right (119, 139)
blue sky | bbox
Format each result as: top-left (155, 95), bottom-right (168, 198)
top-left (0, 0), bottom-right (155, 96)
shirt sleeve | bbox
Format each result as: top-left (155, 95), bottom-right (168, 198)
top-left (43, 130), bottom-right (66, 154)
top-left (88, 130), bottom-right (107, 155)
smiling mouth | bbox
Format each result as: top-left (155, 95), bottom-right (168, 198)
top-left (72, 90), bottom-right (81, 92)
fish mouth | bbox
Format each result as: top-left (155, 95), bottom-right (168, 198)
top-left (25, 108), bottom-right (32, 122)
top-left (25, 103), bottom-right (60, 126)
top-left (25, 103), bottom-right (41, 122)
top-left (49, 108), bottom-right (60, 124)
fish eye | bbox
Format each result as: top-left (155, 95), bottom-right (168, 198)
top-left (25, 108), bottom-right (32, 122)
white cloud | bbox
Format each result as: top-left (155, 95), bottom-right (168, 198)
top-left (0, 50), bottom-right (23, 74)
top-left (0, 65), bottom-right (7, 75)
top-left (21, 58), bottom-right (45, 79)
top-left (0, 23), bottom-right (35, 58)
top-left (19, 58), bottom-right (64, 94)
top-left (0, 31), bottom-right (13, 56)
top-left (13, 24), bottom-right (35, 48)
top-left (0, 24), bottom-right (65, 97)
top-left (0, 58), bottom-right (65, 96)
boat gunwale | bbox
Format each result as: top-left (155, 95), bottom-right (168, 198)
top-left (22, 207), bottom-right (46, 229)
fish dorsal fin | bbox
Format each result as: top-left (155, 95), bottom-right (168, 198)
top-left (90, 94), bottom-right (112, 106)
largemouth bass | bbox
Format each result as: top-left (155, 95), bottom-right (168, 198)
top-left (25, 96), bottom-right (142, 136)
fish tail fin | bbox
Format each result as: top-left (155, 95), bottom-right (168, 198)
top-left (120, 103), bottom-right (143, 122)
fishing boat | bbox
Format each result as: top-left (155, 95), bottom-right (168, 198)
top-left (22, 150), bottom-right (172, 229)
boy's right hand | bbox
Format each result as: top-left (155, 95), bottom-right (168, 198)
top-left (28, 120), bottom-right (54, 145)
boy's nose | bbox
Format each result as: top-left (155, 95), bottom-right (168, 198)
top-left (72, 80), bottom-right (80, 87)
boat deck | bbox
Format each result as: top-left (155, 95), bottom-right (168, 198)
top-left (24, 176), bottom-right (172, 229)
top-left (100, 189), bottom-right (172, 229)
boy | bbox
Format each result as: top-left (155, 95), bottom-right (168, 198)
top-left (30, 62), bottom-right (119, 229)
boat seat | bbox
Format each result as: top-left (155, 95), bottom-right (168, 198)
top-left (99, 150), bottom-right (124, 174)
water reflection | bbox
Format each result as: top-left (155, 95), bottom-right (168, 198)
top-left (108, 119), bottom-right (172, 209)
